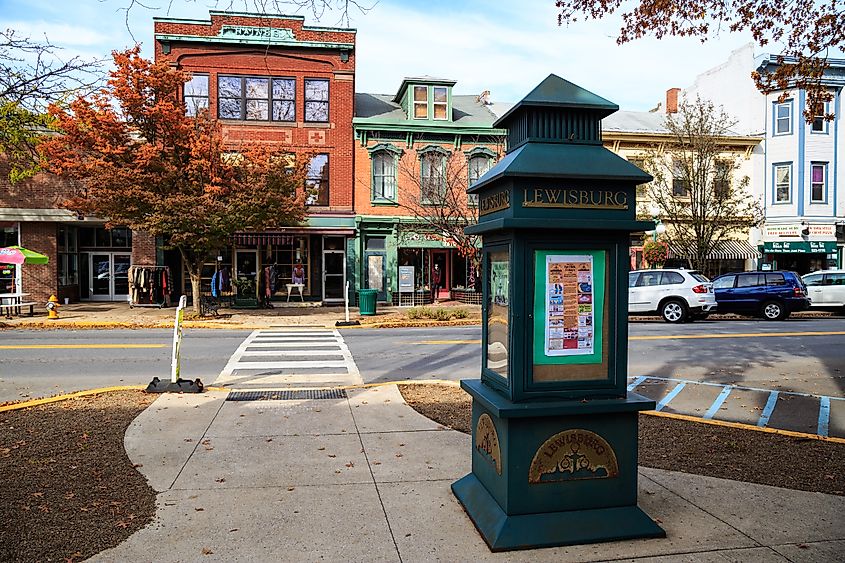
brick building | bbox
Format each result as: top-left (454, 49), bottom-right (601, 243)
top-left (155, 11), bottom-right (356, 303)
top-left (352, 78), bottom-right (506, 304)
top-left (0, 158), bottom-right (156, 304)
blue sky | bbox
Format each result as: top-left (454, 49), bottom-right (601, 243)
top-left (0, 0), bottom-right (758, 110)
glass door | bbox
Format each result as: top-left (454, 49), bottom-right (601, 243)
top-left (86, 253), bottom-right (131, 301)
top-left (90, 253), bottom-right (112, 300)
top-left (323, 237), bottom-right (346, 303)
top-left (235, 250), bottom-right (259, 300)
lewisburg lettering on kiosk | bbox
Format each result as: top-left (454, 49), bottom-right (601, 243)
top-left (451, 74), bottom-right (666, 551)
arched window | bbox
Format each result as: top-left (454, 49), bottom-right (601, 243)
top-left (419, 145), bottom-right (450, 205)
top-left (465, 147), bottom-right (497, 206)
top-left (368, 144), bottom-right (402, 202)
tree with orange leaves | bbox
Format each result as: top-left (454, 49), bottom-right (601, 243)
top-left (40, 47), bottom-right (307, 314)
top-left (555, 0), bottom-right (843, 122)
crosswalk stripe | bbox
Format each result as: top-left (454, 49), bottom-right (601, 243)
top-left (216, 328), bottom-right (361, 387)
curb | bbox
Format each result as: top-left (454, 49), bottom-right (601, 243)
top-left (0, 385), bottom-right (230, 413)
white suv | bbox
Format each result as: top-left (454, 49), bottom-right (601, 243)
top-left (628, 269), bottom-right (716, 323)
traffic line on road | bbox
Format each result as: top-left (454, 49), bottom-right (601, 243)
top-left (415, 340), bottom-right (482, 345)
top-left (0, 344), bottom-right (167, 350)
top-left (216, 328), bottom-right (362, 388)
top-left (818, 397), bottom-right (831, 437)
top-left (630, 330), bottom-right (845, 341)
top-left (627, 376), bottom-right (647, 392)
top-left (757, 391), bottom-right (780, 427)
top-left (655, 382), bottom-right (686, 412)
top-left (703, 386), bottom-right (734, 420)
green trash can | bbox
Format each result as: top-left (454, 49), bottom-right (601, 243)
top-left (357, 288), bottom-right (378, 316)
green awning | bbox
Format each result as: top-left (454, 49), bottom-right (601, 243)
top-left (762, 241), bottom-right (837, 254)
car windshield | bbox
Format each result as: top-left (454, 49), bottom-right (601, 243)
top-left (690, 272), bottom-right (710, 282)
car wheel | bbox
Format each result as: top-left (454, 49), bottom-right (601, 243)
top-left (761, 300), bottom-right (786, 321)
top-left (661, 299), bottom-right (687, 323)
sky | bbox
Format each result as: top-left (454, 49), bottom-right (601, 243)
top-left (0, 0), bottom-right (760, 111)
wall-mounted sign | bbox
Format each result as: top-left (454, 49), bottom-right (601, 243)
top-left (763, 224), bottom-right (836, 239)
top-left (528, 429), bottom-right (619, 483)
top-left (479, 191), bottom-right (510, 216)
top-left (763, 241), bottom-right (837, 254)
top-left (522, 188), bottom-right (628, 210)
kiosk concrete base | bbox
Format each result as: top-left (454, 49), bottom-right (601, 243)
top-left (452, 473), bottom-right (665, 551)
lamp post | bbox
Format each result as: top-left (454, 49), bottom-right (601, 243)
top-left (649, 204), bottom-right (665, 242)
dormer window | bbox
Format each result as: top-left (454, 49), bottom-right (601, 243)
top-left (433, 87), bottom-right (448, 120)
top-left (413, 86), bottom-right (428, 119)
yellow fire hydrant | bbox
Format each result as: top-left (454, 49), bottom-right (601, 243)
top-left (46, 294), bottom-right (60, 319)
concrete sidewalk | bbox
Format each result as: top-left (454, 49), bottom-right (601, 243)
top-left (97, 385), bottom-right (844, 562)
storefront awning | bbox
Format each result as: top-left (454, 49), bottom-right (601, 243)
top-left (762, 241), bottom-right (837, 254)
top-left (669, 240), bottom-right (760, 260)
top-left (234, 232), bottom-right (295, 246)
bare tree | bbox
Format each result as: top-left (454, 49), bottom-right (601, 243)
top-left (642, 97), bottom-right (763, 274)
top-left (0, 29), bottom-right (103, 182)
top-left (391, 141), bottom-right (502, 282)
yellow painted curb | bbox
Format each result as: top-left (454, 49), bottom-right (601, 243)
top-left (0, 385), bottom-right (146, 413)
top-left (643, 410), bottom-right (845, 444)
top-left (0, 384), bottom-right (231, 413)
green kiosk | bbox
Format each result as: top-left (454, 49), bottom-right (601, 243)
top-left (451, 75), bottom-right (666, 550)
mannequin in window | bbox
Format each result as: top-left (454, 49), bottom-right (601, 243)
top-left (292, 262), bottom-right (305, 285)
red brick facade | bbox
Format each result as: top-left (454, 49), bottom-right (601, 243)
top-left (19, 222), bottom-right (57, 304)
top-left (155, 12), bottom-right (356, 211)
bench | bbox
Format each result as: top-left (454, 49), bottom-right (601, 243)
top-left (0, 301), bottom-right (36, 318)
top-left (200, 296), bottom-right (220, 317)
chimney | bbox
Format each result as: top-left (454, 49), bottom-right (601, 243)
top-left (666, 88), bottom-right (680, 113)
top-left (476, 90), bottom-right (491, 105)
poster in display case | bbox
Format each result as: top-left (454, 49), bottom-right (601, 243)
top-left (532, 249), bottom-right (607, 382)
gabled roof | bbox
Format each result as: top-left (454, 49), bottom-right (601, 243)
top-left (392, 76), bottom-right (458, 103)
top-left (354, 93), bottom-right (500, 128)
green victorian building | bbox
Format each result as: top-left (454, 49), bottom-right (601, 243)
top-left (352, 77), bottom-right (506, 304)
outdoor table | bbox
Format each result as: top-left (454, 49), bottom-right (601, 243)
top-left (285, 284), bottom-right (305, 302)
top-left (0, 292), bottom-right (32, 318)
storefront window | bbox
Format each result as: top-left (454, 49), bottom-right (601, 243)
top-left (79, 227), bottom-right (132, 249)
top-left (266, 236), bottom-right (311, 296)
top-left (57, 226), bottom-right (79, 287)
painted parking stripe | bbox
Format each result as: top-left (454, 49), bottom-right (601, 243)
top-left (818, 397), bottom-right (831, 437)
top-left (655, 382), bottom-right (686, 412)
top-left (627, 376), bottom-right (647, 392)
top-left (630, 330), bottom-right (845, 341)
top-left (757, 391), bottom-right (780, 427)
top-left (703, 385), bottom-right (733, 419)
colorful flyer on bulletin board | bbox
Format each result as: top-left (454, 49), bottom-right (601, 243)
top-left (544, 254), bottom-right (594, 356)
top-left (533, 250), bottom-right (605, 366)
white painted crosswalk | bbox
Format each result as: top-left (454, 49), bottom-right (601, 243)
top-left (214, 328), bottom-right (362, 388)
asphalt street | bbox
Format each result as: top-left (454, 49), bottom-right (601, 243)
top-left (0, 329), bottom-right (249, 401)
top-left (2, 318), bottom-right (844, 402)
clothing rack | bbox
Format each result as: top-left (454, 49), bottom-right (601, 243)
top-left (129, 265), bottom-right (171, 308)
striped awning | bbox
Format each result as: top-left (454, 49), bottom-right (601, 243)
top-left (233, 232), bottom-right (295, 246)
top-left (669, 240), bottom-right (760, 260)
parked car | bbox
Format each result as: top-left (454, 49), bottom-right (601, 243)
top-left (712, 271), bottom-right (809, 321)
top-left (802, 270), bottom-right (845, 311)
top-left (628, 269), bottom-right (716, 323)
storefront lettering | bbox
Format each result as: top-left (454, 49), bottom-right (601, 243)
top-left (522, 188), bottom-right (628, 210)
top-left (479, 191), bottom-right (510, 216)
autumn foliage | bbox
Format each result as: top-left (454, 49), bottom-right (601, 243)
top-left (40, 47), bottom-right (308, 312)
top-left (555, 0), bottom-right (844, 121)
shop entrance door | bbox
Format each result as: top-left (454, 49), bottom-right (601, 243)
top-left (85, 252), bottom-right (131, 301)
top-left (431, 250), bottom-right (450, 301)
top-left (235, 250), bottom-right (259, 299)
top-left (323, 237), bottom-right (345, 303)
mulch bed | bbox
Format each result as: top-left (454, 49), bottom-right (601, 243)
top-left (398, 383), bottom-right (845, 497)
top-left (0, 391), bottom-right (157, 563)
